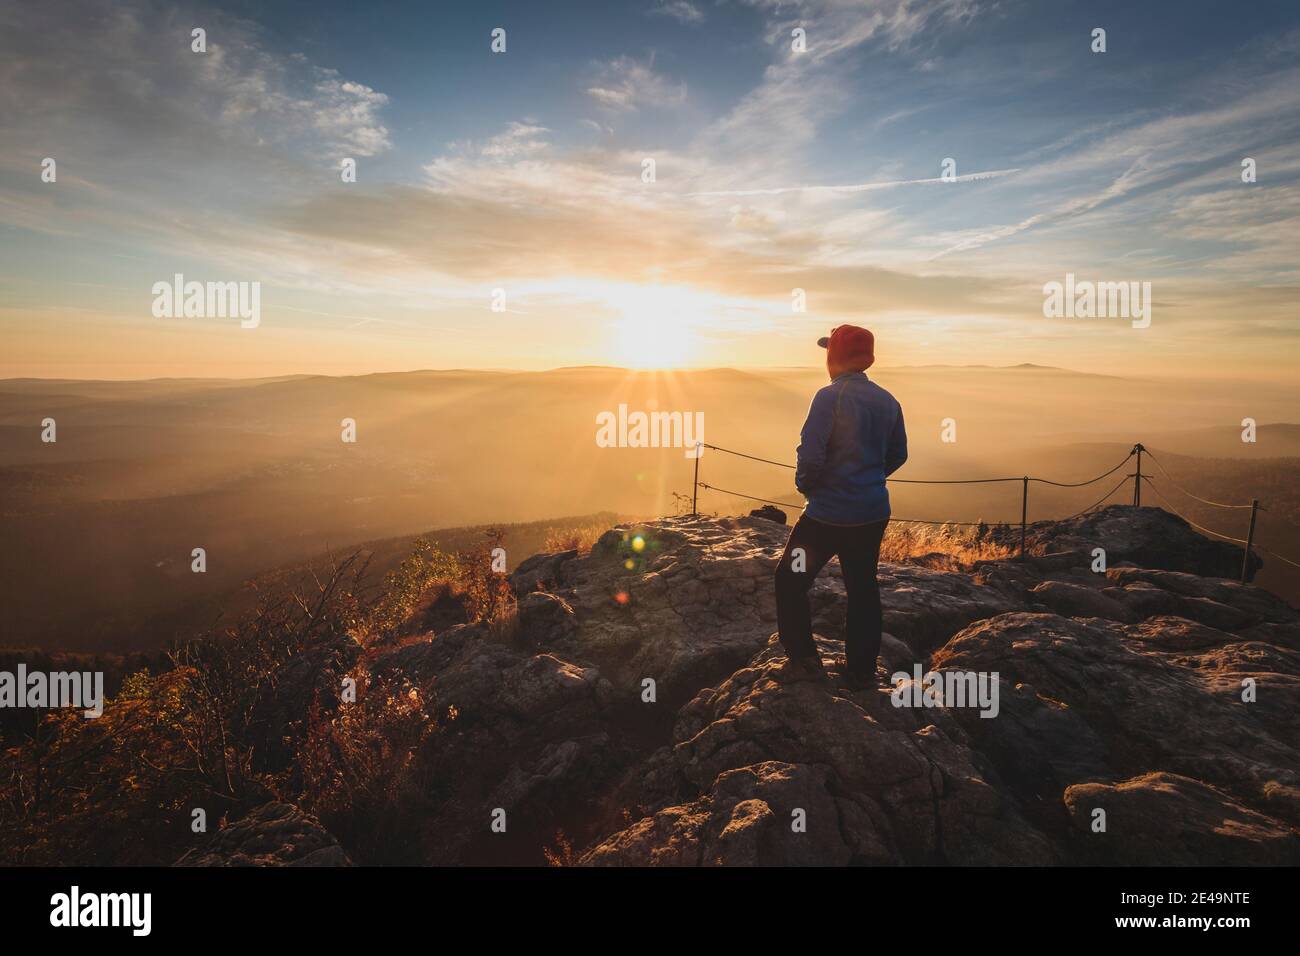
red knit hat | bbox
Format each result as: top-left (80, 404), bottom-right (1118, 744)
top-left (817, 325), bottom-right (875, 371)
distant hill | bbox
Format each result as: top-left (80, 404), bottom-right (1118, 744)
top-left (1099, 424), bottom-right (1300, 459)
top-left (0, 511), bottom-right (625, 654)
top-left (2, 365), bottom-right (1296, 651)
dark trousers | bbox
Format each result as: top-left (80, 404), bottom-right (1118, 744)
top-left (775, 514), bottom-right (888, 674)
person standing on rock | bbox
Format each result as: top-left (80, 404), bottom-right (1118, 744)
top-left (774, 325), bottom-right (907, 688)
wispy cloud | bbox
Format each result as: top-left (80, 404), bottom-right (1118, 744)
top-left (927, 64), bottom-right (1300, 261)
top-left (648, 1), bottom-right (705, 24)
top-left (928, 161), bottom-right (1147, 259)
top-left (692, 0), bottom-right (987, 187)
top-left (2, 0), bottom-right (1298, 378)
top-left (686, 167), bottom-right (1021, 197)
top-left (586, 56), bottom-right (687, 112)
top-left (0, 0), bottom-right (392, 164)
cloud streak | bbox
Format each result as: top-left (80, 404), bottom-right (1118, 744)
top-left (2, 0), bottom-right (1298, 379)
top-left (686, 167), bottom-right (1021, 198)
top-left (586, 56), bottom-right (687, 113)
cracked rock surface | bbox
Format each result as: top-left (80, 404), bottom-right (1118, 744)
top-left (201, 506), bottom-right (1300, 865)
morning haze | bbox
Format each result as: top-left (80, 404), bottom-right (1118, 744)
top-left (1, 364), bottom-right (1296, 651)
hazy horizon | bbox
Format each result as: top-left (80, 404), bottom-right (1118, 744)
top-left (4, 363), bottom-right (1297, 654)
top-left (0, 359), bottom-right (1286, 385)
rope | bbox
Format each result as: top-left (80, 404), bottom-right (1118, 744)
top-left (696, 441), bottom-right (1300, 571)
top-left (1139, 478), bottom-right (1250, 544)
top-left (699, 444), bottom-right (793, 469)
top-left (1141, 478), bottom-right (1300, 570)
top-left (1056, 473), bottom-right (1135, 521)
top-left (1141, 449), bottom-right (1254, 509)
top-left (890, 475), bottom-right (1023, 486)
top-left (698, 482), bottom-right (998, 527)
top-left (701, 442), bottom-right (1134, 487)
top-left (1029, 450), bottom-right (1135, 487)
top-left (697, 483), bottom-right (802, 510)
top-left (1255, 546), bottom-right (1300, 571)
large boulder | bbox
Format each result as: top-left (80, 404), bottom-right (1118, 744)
top-left (748, 504), bottom-right (788, 525)
top-left (175, 802), bottom-right (351, 867)
top-left (584, 638), bottom-right (1059, 866)
top-left (584, 761), bottom-right (856, 866)
top-left (933, 612), bottom-right (1300, 832)
top-left (527, 515), bottom-right (1024, 704)
top-left (369, 623), bottom-right (483, 684)
top-left (509, 549), bottom-right (579, 594)
top-left (1106, 567), bottom-right (1298, 633)
top-left (516, 591), bottom-right (578, 645)
top-left (1013, 505), bottom-right (1256, 579)
top-left (387, 637), bottom-right (626, 865)
top-left (1029, 580), bottom-right (1132, 622)
top-left (1064, 773), bottom-right (1300, 865)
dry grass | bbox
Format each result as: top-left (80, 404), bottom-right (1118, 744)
top-left (542, 829), bottom-right (576, 866)
top-left (880, 522), bottom-right (1015, 568)
top-left (485, 601), bottom-right (521, 645)
top-left (298, 666), bottom-right (441, 863)
top-left (542, 522), bottom-right (607, 555)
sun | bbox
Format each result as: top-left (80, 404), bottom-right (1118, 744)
top-left (609, 284), bottom-right (709, 369)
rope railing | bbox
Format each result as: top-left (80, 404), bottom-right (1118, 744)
top-left (1133, 476), bottom-right (1300, 571)
top-left (1056, 472), bottom-right (1136, 521)
top-left (696, 482), bottom-right (991, 526)
top-left (689, 440), bottom-right (1293, 583)
top-left (701, 441), bottom-right (1136, 485)
top-left (1254, 543), bottom-right (1300, 571)
top-left (1139, 477), bottom-right (1249, 543)
top-left (699, 473), bottom-right (1136, 528)
top-left (1142, 449), bottom-right (1256, 509)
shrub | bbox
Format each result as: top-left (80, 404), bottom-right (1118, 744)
top-left (456, 527), bottom-right (515, 624)
top-left (365, 537), bottom-right (461, 640)
top-left (297, 667), bottom-right (440, 863)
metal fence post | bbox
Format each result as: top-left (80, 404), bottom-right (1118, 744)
top-left (691, 443), bottom-right (701, 515)
top-left (1019, 476), bottom-right (1028, 559)
top-left (1241, 498), bottom-right (1259, 583)
top-left (1133, 443), bottom-right (1143, 506)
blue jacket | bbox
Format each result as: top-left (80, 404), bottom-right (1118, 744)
top-left (795, 371), bottom-right (907, 525)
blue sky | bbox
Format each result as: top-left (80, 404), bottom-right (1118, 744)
top-left (1, 0), bottom-right (1298, 377)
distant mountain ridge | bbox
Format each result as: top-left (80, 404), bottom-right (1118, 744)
top-left (0, 362), bottom-right (1115, 385)
top-left (3, 365), bottom-right (1295, 651)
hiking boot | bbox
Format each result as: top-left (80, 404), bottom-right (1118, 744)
top-left (830, 656), bottom-right (877, 682)
top-left (838, 669), bottom-right (881, 691)
top-left (777, 654), bottom-right (828, 682)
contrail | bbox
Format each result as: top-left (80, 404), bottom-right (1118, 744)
top-left (685, 167), bottom-right (1020, 198)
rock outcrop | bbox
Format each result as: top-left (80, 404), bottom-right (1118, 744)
top-left (175, 802), bottom-right (352, 866)
top-left (1062, 773), bottom-right (1300, 866)
top-left (586, 638), bottom-right (1058, 865)
top-left (225, 505), bottom-right (1300, 866)
top-left (1003, 505), bottom-right (1261, 580)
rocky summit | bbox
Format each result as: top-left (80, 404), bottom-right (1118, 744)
top-left (183, 505), bottom-right (1300, 866)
